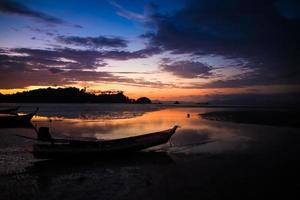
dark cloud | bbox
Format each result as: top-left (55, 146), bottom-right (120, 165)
top-left (25, 26), bottom-right (58, 36)
top-left (144, 0), bottom-right (300, 87)
top-left (56, 35), bottom-right (128, 49)
top-left (0, 56), bottom-right (120, 88)
top-left (202, 71), bottom-right (300, 88)
top-left (0, 68), bottom-right (114, 89)
top-left (1, 49), bottom-right (81, 71)
top-left (0, 46), bottom-right (163, 89)
top-left (0, 0), bottom-right (81, 27)
top-left (102, 46), bottom-right (161, 60)
top-left (0, 47), bottom-right (136, 75)
top-left (48, 68), bottom-right (64, 74)
top-left (160, 60), bottom-right (213, 78)
top-left (276, 0), bottom-right (300, 19)
top-left (10, 47), bottom-right (158, 70)
top-left (111, 71), bottom-right (155, 75)
top-left (0, 64), bottom-right (172, 90)
top-left (133, 46), bottom-right (162, 57)
top-left (0, 0), bottom-right (64, 24)
top-left (74, 24), bottom-right (83, 28)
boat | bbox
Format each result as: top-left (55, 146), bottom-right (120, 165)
top-left (0, 108), bottom-right (38, 125)
top-left (0, 106), bottom-right (20, 114)
top-left (28, 126), bottom-right (179, 159)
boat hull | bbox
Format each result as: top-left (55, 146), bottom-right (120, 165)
top-left (0, 109), bottom-right (37, 127)
top-left (32, 127), bottom-right (178, 159)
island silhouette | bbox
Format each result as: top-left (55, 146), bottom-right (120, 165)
top-left (0, 87), bottom-right (151, 103)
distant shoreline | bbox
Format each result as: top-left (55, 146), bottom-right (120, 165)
top-left (201, 110), bottom-right (300, 128)
top-left (166, 104), bottom-right (300, 110)
top-left (0, 102), bottom-right (299, 110)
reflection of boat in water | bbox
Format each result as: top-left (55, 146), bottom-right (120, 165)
top-left (0, 108), bottom-right (38, 126)
top-left (0, 106), bottom-right (19, 114)
top-left (29, 126), bottom-right (179, 159)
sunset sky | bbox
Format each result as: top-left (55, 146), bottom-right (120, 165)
top-left (0, 0), bottom-right (299, 101)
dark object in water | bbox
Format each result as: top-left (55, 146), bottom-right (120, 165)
top-left (0, 108), bottom-right (38, 126)
top-left (29, 126), bottom-right (179, 159)
top-left (187, 113), bottom-right (190, 118)
top-left (0, 106), bottom-right (19, 114)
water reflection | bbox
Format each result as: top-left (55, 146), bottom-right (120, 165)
top-left (32, 108), bottom-right (217, 139)
top-left (1, 105), bottom-right (299, 177)
top-left (30, 107), bottom-right (254, 155)
top-left (4, 103), bottom-right (162, 119)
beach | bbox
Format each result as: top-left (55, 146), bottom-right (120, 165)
top-left (1, 104), bottom-right (300, 200)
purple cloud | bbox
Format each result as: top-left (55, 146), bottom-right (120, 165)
top-left (0, 0), bottom-right (81, 27)
top-left (160, 60), bottom-right (213, 78)
top-left (142, 0), bottom-right (300, 87)
top-left (0, 46), bottom-right (163, 89)
top-left (56, 35), bottom-right (128, 49)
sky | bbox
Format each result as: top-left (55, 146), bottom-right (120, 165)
top-left (0, 0), bottom-right (300, 102)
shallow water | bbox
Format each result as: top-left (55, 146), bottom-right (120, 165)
top-left (0, 104), bottom-right (297, 171)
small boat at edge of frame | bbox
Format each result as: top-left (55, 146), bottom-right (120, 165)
top-left (0, 106), bottom-right (20, 114)
top-left (0, 108), bottom-right (38, 125)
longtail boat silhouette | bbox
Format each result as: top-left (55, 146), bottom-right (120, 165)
top-left (17, 125), bottom-right (179, 159)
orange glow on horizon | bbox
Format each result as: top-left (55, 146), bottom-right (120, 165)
top-left (1, 84), bottom-right (299, 101)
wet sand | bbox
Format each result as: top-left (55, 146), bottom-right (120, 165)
top-left (1, 128), bottom-right (300, 200)
top-left (1, 106), bottom-right (300, 200)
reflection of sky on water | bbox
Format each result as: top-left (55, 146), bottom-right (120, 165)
top-left (10, 103), bottom-right (162, 119)
top-left (1, 103), bottom-right (296, 156)
top-left (31, 107), bottom-right (258, 154)
top-left (33, 108), bottom-right (221, 138)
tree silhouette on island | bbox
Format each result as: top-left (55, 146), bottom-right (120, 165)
top-left (135, 97), bottom-right (152, 104)
top-left (0, 87), bottom-right (152, 104)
